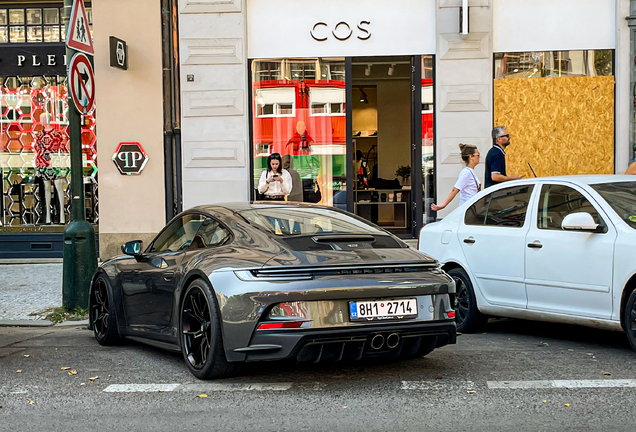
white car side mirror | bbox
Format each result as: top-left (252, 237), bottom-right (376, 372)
top-left (561, 212), bottom-right (599, 232)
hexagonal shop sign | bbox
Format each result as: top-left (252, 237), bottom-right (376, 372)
top-left (112, 142), bottom-right (148, 175)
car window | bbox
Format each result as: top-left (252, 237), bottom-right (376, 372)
top-left (485, 185), bottom-right (534, 227)
top-left (150, 214), bottom-right (206, 253)
top-left (591, 181), bottom-right (636, 230)
top-left (189, 218), bottom-right (232, 250)
top-left (464, 185), bottom-right (534, 227)
top-left (239, 207), bottom-right (384, 236)
top-left (464, 194), bottom-right (490, 225)
top-left (537, 184), bottom-right (603, 230)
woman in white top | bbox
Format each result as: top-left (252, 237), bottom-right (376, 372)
top-left (431, 143), bottom-right (481, 211)
top-left (258, 152), bottom-right (293, 201)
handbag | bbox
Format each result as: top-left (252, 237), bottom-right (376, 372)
top-left (302, 179), bottom-right (322, 203)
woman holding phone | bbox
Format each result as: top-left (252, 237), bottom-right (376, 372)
top-left (431, 143), bottom-right (481, 211)
top-left (258, 153), bottom-right (293, 201)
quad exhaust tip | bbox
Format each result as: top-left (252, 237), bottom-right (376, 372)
top-left (386, 333), bottom-right (400, 349)
top-left (370, 334), bottom-right (385, 350)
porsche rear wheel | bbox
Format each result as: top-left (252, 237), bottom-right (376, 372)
top-left (91, 275), bottom-right (120, 346)
top-left (448, 268), bottom-right (488, 333)
top-left (180, 279), bottom-right (238, 379)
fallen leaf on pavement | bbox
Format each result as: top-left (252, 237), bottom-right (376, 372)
top-left (16, 370), bottom-right (22, 373)
top-left (27, 400), bottom-right (34, 405)
top-left (0, 405), bottom-right (3, 408)
top-left (60, 367), bottom-right (71, 371)
top-left (158, 389), bottom-right (165, 393)
top-left (435, 376), bottom-right (443, 380)
top-left (89, 376), bottom-right (99, 382)
top-left (23, 355), bottom-right (30, 358)
top-left (603, 372), bottom-right (612, 376)
top-left (68, 369), bottom-right (77, 376)
top-left (564, 403), bottom-right (570, 407)
top-left (80, 383), bottom-right (86, 386)
top-left (467, 390), bottom-right (476, 394)
top-left (342, 406), bottom-right (348, 409)
top-left (543, 400), bottom-right (547, 403)
top-left (197, 394), bottom-right (208, 398)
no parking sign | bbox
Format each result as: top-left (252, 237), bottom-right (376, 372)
top-left (68, 52), bottom-right (95, 115)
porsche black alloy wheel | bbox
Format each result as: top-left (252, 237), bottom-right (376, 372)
top-left (91, 275), bottom-right (120, 345)
top-left (624, 289), bottom-right (636, 353)
top-left (180, 279), bottom-right (238, 379)
top-left (447, 267), bottom-right (487, 333)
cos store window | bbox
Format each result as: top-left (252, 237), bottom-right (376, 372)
top-left (251, 58), bottom-right (346, 207)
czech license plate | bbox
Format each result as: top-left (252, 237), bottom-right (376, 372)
top-left (349, 299), bottom-right (418, 321)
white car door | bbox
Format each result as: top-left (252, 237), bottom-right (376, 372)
top-left (457, 183), bottom-right (537, 309)
top-left (525, 182), bottom-right (616, 319)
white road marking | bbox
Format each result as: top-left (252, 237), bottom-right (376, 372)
top-left (179, 383), bottom-right (292, 392)
top-left (401, 380), bottom-right (475, 390)
top-left (487, 380), bottom-right (636, 389)
top-left (102, 382), bottom-right (292, 393)
top-left (103, 384), bottom-right (181, 393)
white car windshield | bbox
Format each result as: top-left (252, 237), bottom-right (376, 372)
top-left (591, 182), bottom-right (636, 229)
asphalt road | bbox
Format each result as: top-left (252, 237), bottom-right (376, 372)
top-left (1, 318), bottom-right (635, 432)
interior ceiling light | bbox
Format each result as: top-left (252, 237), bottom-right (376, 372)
top-left (365, 64), bottom-right (371, 76)
top-left (359, 88), bottom-right (368, 104)
top-left (388, 64), bottom-right (395, 76)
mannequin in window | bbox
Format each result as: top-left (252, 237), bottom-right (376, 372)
top-left (34, 112), bottom-right (65, 224)
top-left (285, 120), bottom-right (313, 156)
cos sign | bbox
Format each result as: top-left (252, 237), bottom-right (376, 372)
top-left (311, 21), bottom-right (371, 42)
top-left (112, 142), bottom-right (148, 175)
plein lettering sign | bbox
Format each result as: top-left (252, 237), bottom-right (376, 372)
top-left (112, 142), bottom-right (148, 175)
top-left (0, 44), bottom-right (67, 75)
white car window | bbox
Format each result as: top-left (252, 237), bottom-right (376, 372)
top-left (537, 184), bottom-right (604, 230)
top-left (464, 185), bottom-right (534, 227)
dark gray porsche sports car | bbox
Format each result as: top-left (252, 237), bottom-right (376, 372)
top-left (89, 203), bottom-right (456, 379)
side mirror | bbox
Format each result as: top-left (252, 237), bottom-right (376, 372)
top-left (561, 212), bottom-right (599, 232)
top-left (122, 240), bottom-right (144, 257)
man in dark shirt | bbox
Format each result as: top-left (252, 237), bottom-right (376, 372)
top-left (485, 126), bottom-right (521, 188)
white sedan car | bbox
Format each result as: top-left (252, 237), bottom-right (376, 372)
top-left (418, 175), bottom-right (636, 351)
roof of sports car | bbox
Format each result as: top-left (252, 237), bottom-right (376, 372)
top-left (192, 201), bottom-right (335, 214)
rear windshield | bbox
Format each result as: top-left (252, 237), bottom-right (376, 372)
top-left (239, 207), bottom-right (384, 236)
top-left (591, 181), bottom-right (636, 230)
top-left (238, 207), bottom-right (403, 249)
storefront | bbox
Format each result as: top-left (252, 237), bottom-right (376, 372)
top-left (0, 3), bottom-right (98, 258)
top-left (174, 0), bottom-right (631, 239)
top-left (245, 0), bottom-right (437, 237)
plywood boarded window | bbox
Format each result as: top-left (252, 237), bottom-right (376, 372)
top-left (494, 50), bottom-right (614, 177)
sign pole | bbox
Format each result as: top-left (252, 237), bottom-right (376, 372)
top-left (62, 0), bottom-right (97, 310)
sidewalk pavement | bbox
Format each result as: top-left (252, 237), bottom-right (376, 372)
top-left (0, 263), bottom-right (63, 321)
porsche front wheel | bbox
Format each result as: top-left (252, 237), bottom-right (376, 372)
top-left (91, 275), bottom-right (120, 346)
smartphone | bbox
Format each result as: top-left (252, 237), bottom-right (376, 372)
top-left (273, 174), bottom-right (280, 178)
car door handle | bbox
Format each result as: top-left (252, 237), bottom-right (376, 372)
top-left (463, 237), bottom-right (475, 244)
top-left (163, 271), bottom-right (175, 281)
top-left (527, 242), bottom-right (543, 249)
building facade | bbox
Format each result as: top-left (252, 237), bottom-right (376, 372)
top-left (176, 0), bottom-right (627, 241)
top-left (0, 0), bottom-right (630, 259)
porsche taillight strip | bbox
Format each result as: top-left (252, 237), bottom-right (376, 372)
top-left (254, 263), bottom-right (437, 278)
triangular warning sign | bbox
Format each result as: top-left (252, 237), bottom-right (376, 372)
top-left (66, 0), bottom-right (94, 55)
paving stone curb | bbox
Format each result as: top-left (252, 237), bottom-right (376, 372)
top-left (0, 319), bottom-right (53, 327)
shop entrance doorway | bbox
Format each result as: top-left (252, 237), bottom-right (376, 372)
top-left (350, 56), bottom-right (411, 235)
